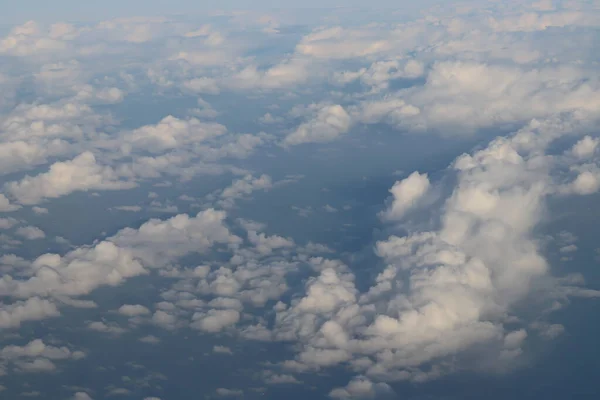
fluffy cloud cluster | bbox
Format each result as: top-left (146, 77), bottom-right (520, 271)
top-left (1, 339), bottom-right (85, 374)
top-left (380, 172), bottom-right (430, 221)
top-left (1, 2), bottom-right (600, 398)
top-left (5, 152), bottom-right (134, 204)
top-left (260, 114), bottom-right (600, 386)
top-left (284, 104), bottom-right (352, 146)
top-left (0, 209), bottom-right (239, 300)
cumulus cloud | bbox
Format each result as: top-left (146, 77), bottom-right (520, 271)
top-left (1, 339), bottom-right (84, 375)
top-left (0, 194), bottom-right (20, 212)
top-left (72, 393), bottom-right (94, 400)
top-left (6, 152), bottom-right (135, 205)
top-left (15, 226), bottom-right (46, 240)
top-left (217, 174), bottom-right (273, 208)
top-left (32, 207), bottom-right (48, 215)
top-left (121, 116), bottom-right (227, 153)
top-left (1, 3), bottom-right (600, 398)
top-left (0, 209), bottom-right (238, 303)
top-left (0, 298), bottom-right (60, 329)
top-left (215, 388), bottom-right (243, 397)
top-left (0, 217), bottom-right (18, 229)
top-left (283, 105), bottom-right (352, 146)
top-left (329, 376), bottom-right (394, 399)
top-left (352, 60), bottom-right (600, 135)
top-left (87, 321), bottom-right (127, 335)
top-left (213, 345), bottom-right (233, 355)
top-left (571, 136), bottom-right (599, 159)
top-left (380, 172), bottom-right (430, 221)
top-left (191, 309), bottom-right (240, 332)
top-left (268, 115), bottom-right (600, 382)
top-left (117, 304), bottom-right (150, 316)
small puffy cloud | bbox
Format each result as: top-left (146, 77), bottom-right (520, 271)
top-left (117, 304), bottom-right (150, 316)
top-left (1, 339), bottom-right (83, 361)
top-left (15, 226), bottom-right (46, 240)
top-left (264, 373), bottom-right (301, 385)
top-left (111, 205), bottom-right (142, 212)
top-left (151, 310), bottom-right (177, 329)
top-left (182, 77), bottom-right (220, 94)
top-left (226, 58), bottom-right (311, 90)
top-left (213, 345), bottom-right (233, 355)
top-left (380, 172), bottom-right (430, 221)
top-left (87, 321), bottom-right (126, 335)
top-left (0, 194), bottom-right (21, 212)
top-left (569, 170), bottom-right (600, 195)
top-left (15, 358), bottom-right (57, 373)
top-left (32, 207), bottom-right (48, 215)
top-left (247, 230), bottom-right (294, 255)
top-left (139, 335), bottom-right (161, 344)
top-left (123, 116), bottom-right (226, 153)
top-left (504, 329), bottom-right (528, 350)
top-left (73, 393), bottom-right (94, 400)
top-left (191, 309), bottom-right (240, 332)
top-left (106, 387), bottom-right (131, 396)
top-left (329, 377), bottom-right (394, 399)
top-left (296, 26), bottom-right (392, 60)
top-left (0, 21), bottom-right (68, 56)
top-left (334, 59), bottom-right (424, 91)
top-left (0, 209), bottom-right (238, 304)
top-left (571, 136), bottom-right (599, 159)
top-left (218, 175), bottom-right (272, 208)
top-left (0, 217), bottom-right (18, 229)
top-left (0, 298), bottom-right (60, 329)
top-left (6, 152), bottom-right (135, 205)
top-left (283, 105), bottom-right (352, 146)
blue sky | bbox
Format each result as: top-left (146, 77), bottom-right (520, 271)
top-left (0, 0), bottom-right (442, 24)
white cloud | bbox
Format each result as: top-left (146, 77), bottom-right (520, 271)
top-left (73, 393), bottom-right (94, 400)
top-left (355, 62), bottom-right (600, 134)
top-left (334, 59), bottom-right (424, 91)
top-left (15, 358), bottom-right (57, 373)
top-left (213, 345), bottom-right (233, 355)
top-left (0, 4), bottom-right (600, 396)
top-left (0, 298), bottom-right (60, 328)
top-left (0, 339), bottom-right (85, 375)
top-left (217, 175), bottom-right (273, 208)
top-left (284, 105), bottom-right (352, 146)
top-left (191, 309), bottom-right (240, 332)
top-left (0, 218), bottom-right (18, 229)
top-left (567, 169), bottom-right (600, 195)
top-left (32, 207), bottom-right (48, 215)
top-left (571, 136), bottom-right (599, 159)
top-left (0, 209), bottom-right (238, 302)
top-left (269, 115), bottom-right (600, 382)
top-left (87, 321), bottom-right (127, 335)
top-left (117, 304), bottom-right (150, 317)
top-left (112, 205), bottom-right (142, 212)
top-left (15, 226), bottom-right (46, 240)
top-left (122, 116), bottom-right (226, 153)
top-left (264, 373), bottom-right (301, 385)
top-left (380, 172), bottom-right (430, 221)
top-left (139, 335), bottom-right (161, 344)
top-left (6, 152), bottom-right (135, 205)
top-left (329, 376), bottom-right (394, 399)
top-left (0, 194), bottom-right (20, 212)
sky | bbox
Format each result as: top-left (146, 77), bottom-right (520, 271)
top-left (0, 0), bottom-right (446, 24)
top-left (1, 0), bottom-right (600, 399)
